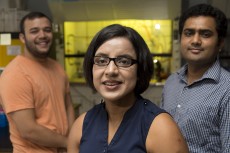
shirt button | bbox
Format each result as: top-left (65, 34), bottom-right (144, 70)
top-left (177, 104), bottom-right (181, 108)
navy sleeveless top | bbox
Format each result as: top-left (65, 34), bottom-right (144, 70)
top-left (79, 96), bottom-right (166, 153)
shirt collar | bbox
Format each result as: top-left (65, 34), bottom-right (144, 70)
top-left (177, 59), bottom-right (221, 84)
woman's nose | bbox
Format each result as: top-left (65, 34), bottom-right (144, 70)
top-left (104, 60), bottom-right (119, 76)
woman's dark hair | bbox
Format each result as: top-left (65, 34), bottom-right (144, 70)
top-left (83, 24), bottom-right (153, 95)
top-left (179, 4), bottom-right (228, 42)
top-left (20, 11), bottom-right (52, 34)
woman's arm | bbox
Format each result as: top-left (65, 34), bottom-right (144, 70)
top-left (67, 112), bottom-right (86, 153)
top-left (146, 113), bottom-right (189, 153)
top-left (10, 109), bottom-right (68, 148)
top-left (65, 92), bottom-right (75, 130)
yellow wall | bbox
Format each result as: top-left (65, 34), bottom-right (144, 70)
top-left (0, 39), bottom-right (24, 67)
top-left (64, 20), bottom-right (172, 83)
top-left (64, 20), bottom-right (172, 54)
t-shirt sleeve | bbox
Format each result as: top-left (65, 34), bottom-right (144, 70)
top-left (0, 68), bottom-right (34, 114)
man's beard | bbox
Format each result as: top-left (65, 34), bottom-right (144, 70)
top-left (25, 40), bottom-right (51, 59)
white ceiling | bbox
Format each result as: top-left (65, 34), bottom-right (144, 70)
top-left (46, 0), bottom-right (230, 24)
top-left (1, 0), bottom-right (229, 24)
top-left (47, 0), bottom-right (181, 23)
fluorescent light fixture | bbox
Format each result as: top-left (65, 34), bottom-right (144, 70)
top-left (155, 24), bottom-right (160, 30)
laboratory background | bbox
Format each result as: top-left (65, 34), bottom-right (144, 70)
top-left (0, 0), bottom-right (230, 152)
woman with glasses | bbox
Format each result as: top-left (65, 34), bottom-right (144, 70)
top-left (67, 24), bottom-right (189, 153)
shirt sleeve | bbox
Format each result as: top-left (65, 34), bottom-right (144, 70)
top-left (219, 92), bottom-right (230, 153)
top-left (0, 68), bottom-right (34, 114)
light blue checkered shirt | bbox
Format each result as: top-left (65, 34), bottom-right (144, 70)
top-left (161, 60), bottom-right (230, 153)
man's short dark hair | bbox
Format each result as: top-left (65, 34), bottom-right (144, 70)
top-left (179, 4), bottom-right (228, 42)
top-left (20, 12), bottom-right (52, 34)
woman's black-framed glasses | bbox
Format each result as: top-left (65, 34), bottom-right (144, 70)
top-left (94, 56), bottom-right (138, 68)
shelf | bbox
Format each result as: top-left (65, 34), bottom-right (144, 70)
top-left (0, 32), bottom-right (20, 39)
top-left (65, 54), bottom-right (85, 58)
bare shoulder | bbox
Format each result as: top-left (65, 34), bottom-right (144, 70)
top-left (68, 112), bottom-right (86, 153)
top-left (69, 112), bottom-right (86, 141)
top-left (71, 112), bottom-right (86, 133)
top-left (146, 113), bottom-right (189, 153)
top-left (76, 112), bottom-right (87, 122)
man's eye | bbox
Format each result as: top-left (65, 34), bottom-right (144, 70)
top-left (30, 30), bottom-right (38, 34)
top-left (44, 28), bottom-right (52, 33)
top-left (200, 31), bottom-right (212, 38)
top-left (184, 30), bottom-right (194, 37)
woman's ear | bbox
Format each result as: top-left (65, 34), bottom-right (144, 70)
top-left (19, 33), bottom-right (25, 44)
